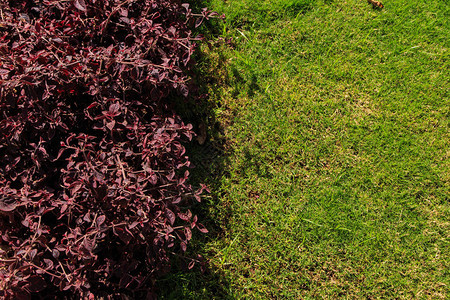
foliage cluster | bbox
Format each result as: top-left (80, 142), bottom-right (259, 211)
top-left (0, 0), bottom-right (215, 298)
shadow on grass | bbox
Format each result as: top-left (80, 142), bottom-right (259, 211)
top-left (155, 13), bottom-right (234, 298)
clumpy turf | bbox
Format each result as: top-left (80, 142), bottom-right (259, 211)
top-left (159, 0), bottom-right (449, 298)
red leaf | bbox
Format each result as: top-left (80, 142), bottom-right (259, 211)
top-left (10, 287), bottom-right (30, 300)
top-left (113, 226), bottom-right (133, 244)
top-left (87, 102), bottom-right (98, 109)
top-left (119, 8), bottom-right (128, 17)
top-left (0, 199), bottom-right (17, 212)
top-left (27, 275), bottom-right (47, 292)
top-left (172, 196), bottom-right (182, 204)
top-left (180, 241), bottom-right (187, 252)
top-left (29, 249), bottom-right (37, 260)
top-left (128, 221), bottom-right (140, 229)
top-left (166, 171), bottom-right (175, 181)
top-left (60, 204), bottom-right (68, 214)
top-left (119, 274), bottom-right (133, 288)
top-left (52, 249), bottom-right (60, 258)
top-left (165, 209), bottom-right (175, 225)
top-left (82, 238), bottom-right (95, 252)
top-left (96, 215), bottom-right (106, 227)
top-left (109, 103), bottom-right (120, 114)
top-left (188, 260), bottom-right (195, 270)
top-left (195, 17), bottom-right (203, 28)
top-left (52, 147), bottom-right (67, 162)
top-left (74, 0), bottom-right (87, 12)
top-left (106, 120), bottom-right (115, 131)
top-left (43, 258), bottom-right (54, 269)
top-left (196, 223), bottom-right (208, 233)
top-left (194, 194), bottom-right (201, 202)
top-left (179, 84), bottom-right (189, 97)
top-left (185, 227), bottom-right (192, 241)
top-left (178, 212), bottom-right (190, 221)
top-left (69, 181), bottom-right (83, 196)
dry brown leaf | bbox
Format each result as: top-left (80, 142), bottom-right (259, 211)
top-left (197, 122), bottom-right (207, 145)
top-left (367, 0), bottom-right (384, 9)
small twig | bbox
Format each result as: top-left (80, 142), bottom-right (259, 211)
top-left (90, 212), bottom-right (98, 228)
top-left (27, 262), bottom-right (63, 279)
top-left (22, 216), bottom-right (41, 259)
top-left (168, 251), bottom-right (202, 263)
top-left (115, 154), bottom-right (127, 182)
top-left (142, 182), bottom-right (177, 192)
top-left (58, 261), bottom-right (71, 282)
top-left (0, 258), bottom-right (17, 263)
top-left (161, 35), bottom-right (191, 50)
top-left (116, 60), bottom-right (176, 71)
top-left (72, 222), bottom-right (128, 245)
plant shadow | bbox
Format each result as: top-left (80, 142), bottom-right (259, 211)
top-left (156, 6), bottom-right (234, 299)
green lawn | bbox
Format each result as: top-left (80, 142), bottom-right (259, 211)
top-left (160, 0), bottom-right (449, 298)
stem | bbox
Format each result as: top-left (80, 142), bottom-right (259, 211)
top-left (27, 262), bottom-right (63, 279)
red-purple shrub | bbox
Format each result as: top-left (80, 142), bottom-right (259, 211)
top-left (0, 0), bottom-right (215, 298)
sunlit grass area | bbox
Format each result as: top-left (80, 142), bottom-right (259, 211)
top-left (159, 0), bottom-right (449, 298)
